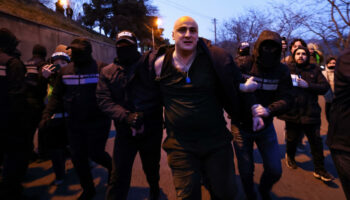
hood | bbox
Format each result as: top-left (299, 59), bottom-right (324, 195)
top-left (253, 30), bottom-right (282, 70)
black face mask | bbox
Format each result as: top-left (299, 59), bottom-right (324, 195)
top-left (258, 42), bottom-right (280, 69)
top-left (116, 45), bottom-right (139, 66)
top-left (71, 49), bottom-right (92, 65)
top-left (327, 65), bottom-right (335, 70)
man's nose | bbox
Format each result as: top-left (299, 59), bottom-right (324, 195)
top-left (184, 29), bottom-right (191, 37)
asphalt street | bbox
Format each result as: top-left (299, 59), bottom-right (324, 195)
top-left (22, 97), bottom-right (346, 200)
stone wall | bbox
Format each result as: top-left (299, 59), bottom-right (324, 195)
top-left (0, 11), bottom-right (116, 63)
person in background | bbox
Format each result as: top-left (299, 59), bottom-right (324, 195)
top-left (235, 41), bottom-right (253, 74)
top-left (322, 56), bottom-right (336, 121)
top-left (40, 44), bottom-right (71, 185)
top-left (282, 38), bottom-right (307, 65)
top-left (281, 37), bottom-right (288, 64)
top-left (279, 46), bottom-right (333, 182)
top-left (24, 44), bottom-right (48, 162)
top-left (55, 0), bottom-right (64, 15)
top-left (39, 38), bottom-right (112, 200)
top-left (308, 43), bottom-right (324, 67)
top-left (0, 28), bottom-right (30, 199)
top-left (66, 5), bottom-right (73, 20)
top-left (327, 48), bottom-right (350, 200)
top-left (233, 30), bottom-right (293, 200)
top-left (97, 30), bottom-right (163, 200)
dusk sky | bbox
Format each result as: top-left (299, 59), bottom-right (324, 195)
top-left (151, 0), bottom-right (270, 42)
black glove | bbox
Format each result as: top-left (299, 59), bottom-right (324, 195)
top-left (126, 112), bottom-right (144, 129)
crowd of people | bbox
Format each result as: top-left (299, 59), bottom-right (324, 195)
top-left (0, 15), bottom-right (349, 200)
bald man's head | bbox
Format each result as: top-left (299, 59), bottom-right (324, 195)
top-left (173, 16), bottom-right (198, 32)
top-left (172, 16), bottom-right (199, 52)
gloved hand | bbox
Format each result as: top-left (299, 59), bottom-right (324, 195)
top-left (252, 116), bottom-right (264, 132)
top-left (126, 112), bottom-right (144, 129)
top-left (252, 104), bottom-right (270, 117)
top-left (297, 78), bottom-right (309, 88)
top-left (240, 76), bottom-right (258, 92)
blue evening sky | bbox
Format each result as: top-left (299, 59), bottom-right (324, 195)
top-left (152, 0), bottom-right (269, 42)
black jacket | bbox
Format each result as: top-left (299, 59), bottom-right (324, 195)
top-left (279, 62), bottom-right (330, 124)
top-left (152, 38), bottom-right (256, 125)
top-left (0, 51), bottom-right (28, 129)
top-left (239, 30), bottom-right (293, 130)
top-left (43, 59), bottom-right (110, 130)
top-left (24, 56), bottom-right (47, 113)
top-left (96, 53), bottom-right (163, 136)
top-left (327, 48), bottom-right (350, 152)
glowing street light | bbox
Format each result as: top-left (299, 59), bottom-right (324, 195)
top-left (152, 17), bottom-right (161, 49)
top-left (59, 0), bottom-right (68, 7)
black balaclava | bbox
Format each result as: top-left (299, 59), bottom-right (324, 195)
top-left (293, 46), bottom-right (310, 68)
top-left (326, 57), bottom-right (336, 70)
top-left (116, 44), bottom-right (140, 66)
top-left (257, 40), bottom-right (281, 70)
top-left (238, 47), bottom-right (250, 56)
top-left (67, 38), bottom-right (93, 66)
top-left (0, 28), bottom-right (19, 54)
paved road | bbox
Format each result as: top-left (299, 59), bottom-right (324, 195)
top-left (23, 97), bottom-right (346, 200)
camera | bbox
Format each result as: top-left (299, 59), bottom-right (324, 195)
top-left (50, 64), bottom-right (61, 72)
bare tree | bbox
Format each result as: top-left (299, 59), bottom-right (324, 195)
top-left (219, 9), bottom-right (271, 55)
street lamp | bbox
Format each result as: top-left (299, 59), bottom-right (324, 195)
top-left (59, 0), bottom-right (68, 7)
top-left (152, 17), bottom-right (162, 49)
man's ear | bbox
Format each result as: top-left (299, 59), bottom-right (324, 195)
top-left (172, 31), bottom-right (175, 41)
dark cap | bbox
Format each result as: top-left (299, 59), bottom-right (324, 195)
top-left (67, 38), bottom-right (92, 54)
top-left (116, 30), bottom-right (137, 45)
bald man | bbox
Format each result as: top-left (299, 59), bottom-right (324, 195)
top-left (153, 16), bottom-right (263, 199)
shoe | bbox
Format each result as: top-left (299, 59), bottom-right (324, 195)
top-left (285, 153), bottom-right (298, 169)
top-left (313, 169), bottom-right (334, 182)
top-left (259, 186), bottom-right (272, 200)
top-left (77, 189), bottom-right (96, 200)
top-left (149, 186), bottom-right (160, 200)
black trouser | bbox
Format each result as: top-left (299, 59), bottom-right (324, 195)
top-left (0, 118), bottom-right (32, 199)
top-left (106, 127), bottom-right (163, 200)
top-left (285, 122), bottom-right (325, 170)
top-left (68, 123), bottom-right (112, 192)
top-left (330, 149), bottom-right (350, 200)
top-left (39, 117), bottom-right (68, 180)
top-left (165, 143), bottom-right (237, 200)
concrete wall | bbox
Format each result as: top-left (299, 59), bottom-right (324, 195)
top-left (0, 11), bottom-right (116, 63)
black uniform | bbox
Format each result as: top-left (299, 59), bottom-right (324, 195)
top-left (42, 38), bottom-right (112, 197)
top-left (97, 52), bottom-right (163, 200)
top-left (0, 51), bottom-right (30, 199)
top-left (24, 55), bottom-right (48, 156)
top-left (327, 48), bottom-right (350, 199)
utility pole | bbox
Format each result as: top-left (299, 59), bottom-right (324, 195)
top-left (213, 18), bottom-right (217, 45)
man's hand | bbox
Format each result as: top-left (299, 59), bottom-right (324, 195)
top-left (126, 112), bottom-right (144, 129)
top-left (297, 78), bottom-right (309, 88)
top-left (252, 116), bottom-right (264, 131)
top-left (252, 104), bottom-right (270, 117)
top-left (240, 76), bottom-right (258, 92)
top-left (42, 64), bottom-right (54, 79)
